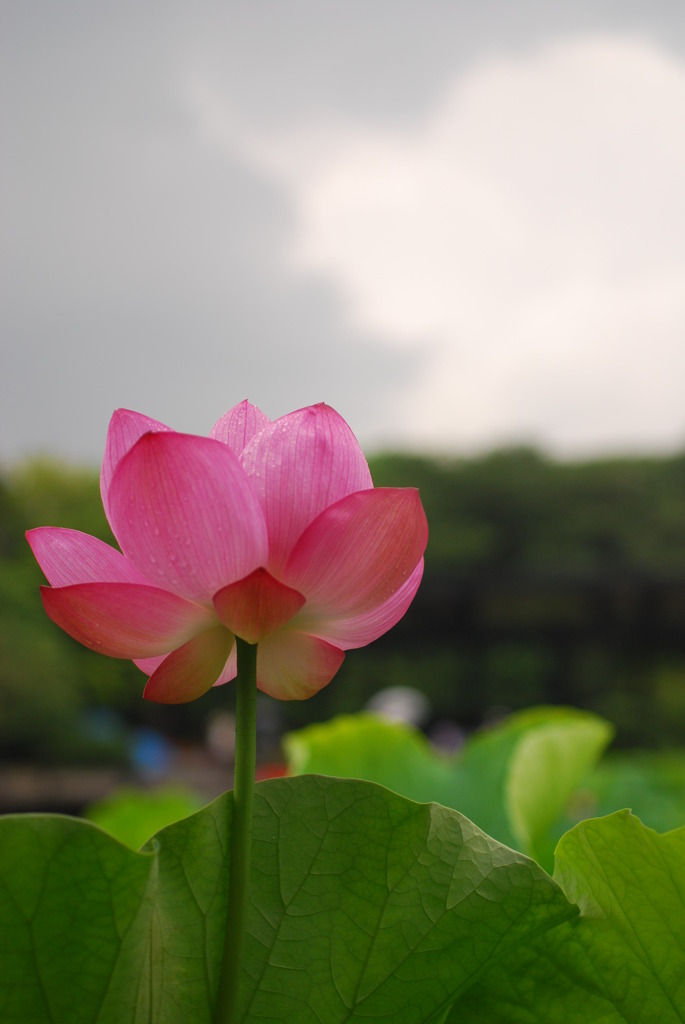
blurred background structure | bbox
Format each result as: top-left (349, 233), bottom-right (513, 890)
top-left (2, 2), bottom-right (685, 816)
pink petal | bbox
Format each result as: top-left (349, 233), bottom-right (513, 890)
top-left (240, 404), bottom-right (373, 572)
top-left (140, 645), bottom-right (237, 687)
top-left (214, 645), bottom-right (237, 686)
top-left (302, 559), bottom-right (424, 649)
top-left (143, 626), bottom-right (234, 703)
top-left (107, 431), bottom-right (268, 602)
top-left (210, 401), bottom-right (271, 456)
top-left (213, 568), bottom-right (305, 644)
top-left (284, 488), bottom-right (428, 616)
top-left (26, 527), bottom-right (150, 587)
top-left (101, 409), bottom-right (173, 524)
top-left (40, 582), bottom-right (215, 658)
top-left (136, 649), bottom-right (241, 687)
top-left (134, 654), bottom-right (166, 675)
top-left (256, 631), bottom-right (344, 700)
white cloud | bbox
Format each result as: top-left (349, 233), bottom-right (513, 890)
top-left (187, 34), bottom-right (685, 453)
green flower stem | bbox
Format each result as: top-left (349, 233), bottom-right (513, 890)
top-left (214, 637), bottom-right (258, 1024)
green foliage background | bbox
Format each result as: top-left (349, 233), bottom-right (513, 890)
top-left (3, 447), bottom-right (685, 762)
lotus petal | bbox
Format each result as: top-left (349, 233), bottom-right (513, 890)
top-left (214, 645), bottom-right (238, 686)
top-left (210, 400), bottom-right (270, 455)
top-left (101, 409), bottom-right (172, 524)
top-left (256, 630), bottom-right (345, 700)
top-left (134, 654), bottom-right (166, 675)
top-left (213, 568), bottom-right (305, 644)
top-left (138, 644), bottom-right (239, 688)
top-left (143, 626), bottom-right (234, 703)
top-left (304, 559), bottom-right (424, 649)
top-left (40, 582), bottom-right (214, 658)
top-left (284, 488), bottom-right (427, 616)
top-left (26, 527), bottom-right (150, 587)
top-left (136, 649), bottom-right (239, 684)
top-left (108, 432), bottom-right (268, 602)
top-left (240, 404), bottom-right (373, 571)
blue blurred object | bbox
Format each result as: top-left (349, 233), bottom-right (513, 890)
top-left (130, 728), bottom-right (173, 774)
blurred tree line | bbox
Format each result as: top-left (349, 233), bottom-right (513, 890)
top-left (3, 447), bottom-right (685, 763)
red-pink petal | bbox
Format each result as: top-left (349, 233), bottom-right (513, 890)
top-left (256, 631), bottom-right (344, 700)
top-left (210, 401), bottom-right (271, 456)
top-left (101, 409), bottom-right (173, 524)
top-left (40, 582), bottom-right (215, 658)
top-left (284, 488), bottom-right (428, 616)
top-left (213, 568), bottom-right (305, 644)
top-left (143, 626), bottom-right (234, 703)
top-left (303, 559), bottom-right (424, 649)
top-left (134, 654), bottom-right (166, 675)
top-left (240, 404), bottom-right (373, 572)
top-left (108, 431), bottom-right (268, 602)
top-left (26, 527), bottom-right (150, 587)
top-left (138, 642), bottom-right (237, 688)
top-left (214, 645), bottom-right (237, 686)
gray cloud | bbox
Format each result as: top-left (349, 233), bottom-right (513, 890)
top-left (2, 1), bottom-right (684, 463)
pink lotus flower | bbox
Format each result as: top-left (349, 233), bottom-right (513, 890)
top-left (27, 402), bottom-right (428, 702)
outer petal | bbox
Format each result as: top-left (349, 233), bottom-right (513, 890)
top-left (214, 645), bottom-right (237, 686)
top-left (240, 404), bottom-right (373, 572)
top-left (40, 582), bottom-right (215, 658)
top-left (256, 631), bottom-right (344, 700)
top-left (108, 432), bottom-right (268, 602)
top-left (210, 401), bottom-right (271, 456)
top-left (284, 488), bottom-right (428, 616)
top-left (300, 559), bottom-right (424, 649)
top-left (134, 654), bottom-right (166, 675)
top-left (213, 568), bottom-right (305, 644)
top-left (143, 626), bottom-right (234, 703)
top-left (27, 527), bottom-right (150, 587)
top-left (101, 409), bottom-right (172, 525)
top-left (138, 648), bottom-right (238, 688)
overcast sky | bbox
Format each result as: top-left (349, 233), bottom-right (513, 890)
top-left (3, 1), bottom-right (685, 466)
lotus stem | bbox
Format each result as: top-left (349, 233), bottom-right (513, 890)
top-left (214, 637), bottom-right (257, 1023)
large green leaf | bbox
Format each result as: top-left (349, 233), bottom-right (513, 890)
top-left (0, 776), bottom-right (574, 1023)
top-left (285, 707), bottom-right (613, 864)
top-left (505, 712), bottom-right (613, 863)
top-left (449, 811), bottom-right (685, 1023)
top-left (0, 814), bottom-right (158, 1024)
